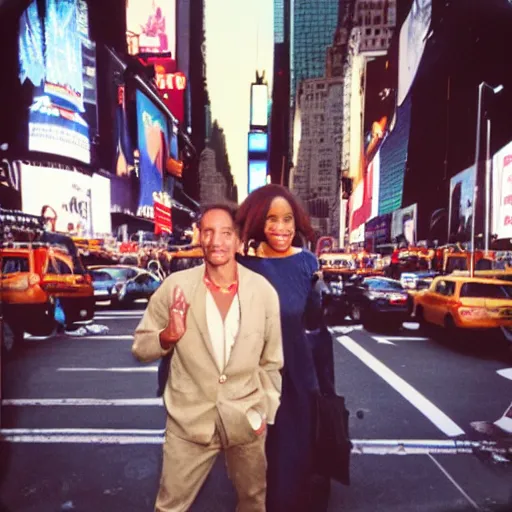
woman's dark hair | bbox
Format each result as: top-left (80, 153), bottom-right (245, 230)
top-left (236, 184), bottom-right (314, 253)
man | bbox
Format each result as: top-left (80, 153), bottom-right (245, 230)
top-left (132, 203), bottom-right (283, 512)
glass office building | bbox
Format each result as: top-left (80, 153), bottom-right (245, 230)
top-left (291, 0), bottom-right (339, 106)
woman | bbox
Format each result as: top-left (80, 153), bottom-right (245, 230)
top-left (236, 184), bottom-right (332, 512)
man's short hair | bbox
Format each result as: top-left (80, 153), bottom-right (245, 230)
top-left (198, 202), bottom-right (239, 231)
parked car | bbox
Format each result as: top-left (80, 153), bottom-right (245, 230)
top-left (1, 243), bottom-right (94, 354)
top-left (344, 276), bottom-right (410, 329)
top-left (87, 265), bottom-right (161, 306)
top-left (414, 276), bottom-right (512, 334)
top-left (90, 269), bottom-right (118, 302)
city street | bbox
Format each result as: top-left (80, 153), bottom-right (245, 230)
top-left (1, 304), bottom-right (511, 512)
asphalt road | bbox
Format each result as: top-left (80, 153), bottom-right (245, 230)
top-left (1, 302), bottom-right (511, 512)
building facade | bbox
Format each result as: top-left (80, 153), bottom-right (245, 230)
top-left (198, 147), bottom-right (229, 203)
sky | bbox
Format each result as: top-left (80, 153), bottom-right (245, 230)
top-left (205, 0), bottom-right (274, 202)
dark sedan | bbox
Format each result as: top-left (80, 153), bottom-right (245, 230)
top-left (344, 276), bottom-right (410, 329)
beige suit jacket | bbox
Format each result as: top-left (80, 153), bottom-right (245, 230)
top-left (132, 263), bottom-right (283, 446)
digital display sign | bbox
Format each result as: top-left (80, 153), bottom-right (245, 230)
top-left (136, 90), bottom-right (169, 218)
top-left (20, 163), bottom-right (111, 237)
top-left (448, 166), bottom-right (476, 243)
top-left (18, 0), bottom-right (97, 165)
top-left (248, 160), bottom-right (268, 193)
top-left (250, 84), bottom-right (269, 127)
top-left (248, 132), bottom-right (268, 153)
top-left (126, 0), bottom-right (176, 57)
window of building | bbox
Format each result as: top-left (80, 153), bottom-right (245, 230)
top-left (365, 28), bottom-right (372, 35)
top-left (375, 28), bottom-right (381, 35)
top-left (381, 38), bottom-right (386, 46)
top-left (374, 15), bottom-right (381, 24)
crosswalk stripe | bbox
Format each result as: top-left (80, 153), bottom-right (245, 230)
top-left (2, 398), bottom-right (163, 406)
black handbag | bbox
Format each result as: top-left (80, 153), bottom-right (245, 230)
top-left (311, 392), bottom-right (352, 485)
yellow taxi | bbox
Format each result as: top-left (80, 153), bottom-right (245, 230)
top-left (414, 276), bottom-right (512, 331)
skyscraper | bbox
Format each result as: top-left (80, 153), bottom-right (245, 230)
top-left (291, 0), bottom-right (340, 108)
top-left (269, 0), bottom-right (291, 185)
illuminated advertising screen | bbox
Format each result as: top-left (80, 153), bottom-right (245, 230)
top-left (18, 0), bottom-right (97, 165)
top-left (136, 90), bottom-right (169, 218)
top-left (20, 163), bottom-right (111, 237)
top-left (250, 84), bottom-right (269, 127)
top-left (248, 132), bottom-right (268, 153)
top-left (142, 57), bottom-right (186, 123)
top-left (364, 214), bottom-right (392, 253)
top-left (248, 160), bottom-right (268, 193)
top-left (378, 96), bottom-right (412, 215)
top-left (447, 166), bottom-right (476, 243)
top-left (126, 0), bottom-right (176, 57)
top-left (397, 0), bottom-right (432, 106)
top-left (492, 141), bottom-right (512, 240)
top-left (391, 204), bottom-right (418, 246)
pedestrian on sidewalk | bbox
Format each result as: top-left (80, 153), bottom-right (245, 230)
top-left (132, 202), bottom-right (283, 512)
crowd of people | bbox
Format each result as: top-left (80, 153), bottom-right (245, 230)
top-left (132, 184), bottom-right (339, 512)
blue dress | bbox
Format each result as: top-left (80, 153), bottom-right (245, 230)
top-left (237, 250), bottom-right (321, 512)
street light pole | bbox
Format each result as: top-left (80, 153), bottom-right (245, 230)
top-left (470, 83), bottom-right (483, 278)
top-left (485, 117), bottom-right (491, 253)
top-left (470, 82), bottom-right (504, 277)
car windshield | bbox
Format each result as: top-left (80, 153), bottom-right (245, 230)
top-left (90, 271), bottom-right (113, 282)
top-left (446, 256), bottom-right (468, 272)
top-left (366, 278), bottom-right (404, 291)
top-left (1, 256), bottom-right (29, 274)
top-left (98, 267), bottom-right (138, 281)
top-left (460, 282), bottom-right (512, 299)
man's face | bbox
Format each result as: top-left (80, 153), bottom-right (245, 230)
top-left (199, 209), bottom-right (239, 267)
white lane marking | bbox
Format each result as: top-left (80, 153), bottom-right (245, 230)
top-left (372, 336), bottom-right (429, 343)
top-left (95, 311), bottom-right (144, 316)
top-left (93, 316), bottom-right (142, 321)
top-left (373, 336), bottom-right (396, 345)
top-left (57, 367), bottom-right (158, 373)
top-left (0, 432), bottom-right (497, 456)
top-left (1, 428), bottom-right (164, 435)
top-left (65, 335), bottom-right (133, 340)
top-left (427, 454), bottom-right (480, 510)
top-left (2, 398), bottom-right (163, 406)
top-left (496, 368), bottom-right (512, 381)
top-left (336, 335), bottom-right (465, 437)
top-left (24, 335), bottom-right (134, 342)
top-left (329, 325), bottom-right (363, 335)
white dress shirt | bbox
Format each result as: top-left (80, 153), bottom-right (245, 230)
top-left (205, 290), bottom-right (240, 372)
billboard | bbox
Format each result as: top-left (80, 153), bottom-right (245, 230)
top-left (248, 132), bottom-right (269, 153)
top-left (391, 203), bottom-right (418, 246)
top-left (492, 140), bottom-right (512, 240)
top-left (142, 56), bottom-right (186, 123)
top-left (447, 166), bottom-right (476, 243)
top-left (18, 0), bottom-right (97, 165)
top-left (378, 96), bottom-right (412, 215)
top-left (248, 160), bottom-right (268, 194)
top-left (126, 0), bottom-right (176, 57)
top-left (20, 163), bottom-right (111, 237)
top-left (350, 151), bottom-right (380, 237)
top-left (364, 213), bottom-right (392, 253)
top-left (397, 0), bottom-right (432, 106)
top-left (136, 90), bottom-right (169, 218)
top-left (250, 84), bottom-right (269, 128)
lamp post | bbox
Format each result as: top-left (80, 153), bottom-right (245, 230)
top-left (470, 82), bottom-right (503, 277)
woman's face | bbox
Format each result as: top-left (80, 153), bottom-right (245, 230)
top-left (264, 197), bottom-right (296, 253)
